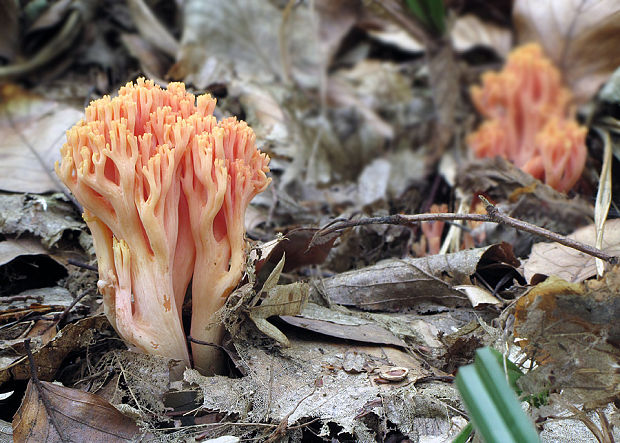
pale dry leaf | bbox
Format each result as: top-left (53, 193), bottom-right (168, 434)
top-left (514, 0), bottom-right (620, 104)
top-left (593, 129), bottom-right (613, 276)
top-left (451, 14), bottom-right (512, 57)
top-left (248, 254), bottom-right (309, 346)
top-left (524, 219), bottom-right (620, 283)
top-left (0, 238), bottom-right (48, 266)
top-left (0, 84), bottom-right (82, 193)
top-left (453, 285), bottom-right (502, 307)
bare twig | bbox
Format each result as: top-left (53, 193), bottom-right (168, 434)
top-left (24, 339), bottom-right (68, 443)
top-left (312, 196), bottom-right (619, 265)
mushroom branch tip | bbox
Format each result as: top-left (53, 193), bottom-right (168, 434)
top-left (56, 78), bottom-right (271, 372)
top-left (467, 43), bottom-right (587, 193)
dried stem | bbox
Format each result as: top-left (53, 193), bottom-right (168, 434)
top-left (313, 196), bottom-right (618, 265)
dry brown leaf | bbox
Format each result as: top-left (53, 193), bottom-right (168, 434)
top-left (0, 315), bottom-right (112, 386)
top-left (513, 0), bottom-right (620, 104)
top-left (0, 84), bottom-right (82, 193)
top-left (247, 254), bottom-right (309, 346)
top-left (280, 303), bottom-right (408, 348)
top-left (524, 219), bottom-right (620, 283)
top-left (12, 379), bottom-right (144, 442)
top-left (514, 274), bottom-right (620, 408)
top-left (314, 243), bottom-right (518, 311)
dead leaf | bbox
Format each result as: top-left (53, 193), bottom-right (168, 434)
top-left (0, 84), bottom-right (82, 193)
top-left (524, 219), bottom-right (620, 283)
top-left (12, 379), bottom-right (144, 442)
top-left (451, 14), bottom-right (512, 57)
top-left (170, 0), bottom-right (320, 88)
top-left (256, 228), bottom-right (340, 273)
top-left (0, 315), bottom-right (112, 386)
top-left (313, 244), bottom-right (518, 311)
top-left (280, 303), bottom-right (408, 347)
top-left (127, 0), bottom-right (178, 57)
top-left (0, 239), bottom-right (67, 297)
top-left (513, 0), bottom-right (620, 103)
top-left (183, 329), bottom-right (436, 439)
top-left (514, 273), bottom-right (620, 408)
top-left (0, 193), bottom-right (82, 247)
top-left (0, 238), bottom-right (48, 266)
top-left (247, 255), bottom-right (309, 346)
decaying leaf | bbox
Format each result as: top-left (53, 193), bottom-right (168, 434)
top-left (254, 227), bottom-right (340, 273)
top-left (313, 243), bottom-right (518, 311)
top-left (247, 255), bottom-right (309, 346)
top-left (0, 84), bottom-right (82, 194)
top-left (524, 219), bottom-right (620, 283)
top-left (514, 273), bottom-right (620, 408)
top-left (513, 0), bottom-right (620, 104)
top-left (12, 379), bottom-right (144, 442)
top-left (0, 315), bottom-right (112, 386)
top-left (181, 329), bottom-right (449, 440)
top-left (222, 254), bottom-right (309, 347)
top-left (280, 303), bottom-right (408, 348)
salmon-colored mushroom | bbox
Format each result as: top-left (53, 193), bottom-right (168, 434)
top-left (56, 78), bottom-right (270, 373)
top-left (467, 43), bottom-right (587, 193)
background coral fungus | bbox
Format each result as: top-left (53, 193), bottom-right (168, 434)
top-left (56, 78), bottom-right (270, 372)
top-left (467, 43), bottom-right (587, 193)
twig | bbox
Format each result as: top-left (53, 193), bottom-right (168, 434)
top-left (43, 289), bottom-right (92, 333)
top-left (67, 259), bottom-right (97, 271)
top-left (312, 196), bottom-right (619, 265)
top-left (24, 339), bottom-right (68, 443)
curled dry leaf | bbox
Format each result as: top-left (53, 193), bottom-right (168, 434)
top-left (13, 380), bottom-right (144, 442)
top-left (513, 0), bottom-right (620, 104)
top-left (524, 219), bottom-right (620, 283)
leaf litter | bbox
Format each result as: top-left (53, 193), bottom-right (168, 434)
top-left (1, 0), bottom-right (620, 441)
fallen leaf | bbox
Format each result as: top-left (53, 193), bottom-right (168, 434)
top-left (255, 227), bottom-right (340, 273)
top-left (513, 0), bottom-right (620, 103)
top-left (0, 84), bottom-right (82, 193)
top-left (280, 303), bottom-right (407, 347)
top-left (247, 255), bottom-right (309, 346)
top-left (0, 193), bottom-right (82, 248)
top-left (514, 273), bottom-right (620, 408)
top-left (524, 219), bottom-right (620, 283)
top-left (0, 315), bottom-right (112, 386)
top-left (12, 379), bottom-right (144, 442)
top-left (451, 14), bottom-right (512, 57)
top-left (313, 244), bottom-right (518, 311)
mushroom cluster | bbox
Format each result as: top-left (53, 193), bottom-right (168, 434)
top-left (56, 78), bottom-right (270, 373)
top-left (467, 43), bottom-right (587, 193)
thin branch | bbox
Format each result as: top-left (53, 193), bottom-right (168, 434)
top-left (312, 196), bottom-right (618, 265)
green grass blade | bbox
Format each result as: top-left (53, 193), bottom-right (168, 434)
top-left (456, 347), bottom-right (540, 443)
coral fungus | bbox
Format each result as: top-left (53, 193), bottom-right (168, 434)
top-left (467, 43), bottom-right (586, 193)
top-left (56, 79), bottom-right (270, 372)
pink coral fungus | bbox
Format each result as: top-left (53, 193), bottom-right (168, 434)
top-left (56, 78), bottom-right (270, 372)
top-left (467, 43), bottom-right (586, 192)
